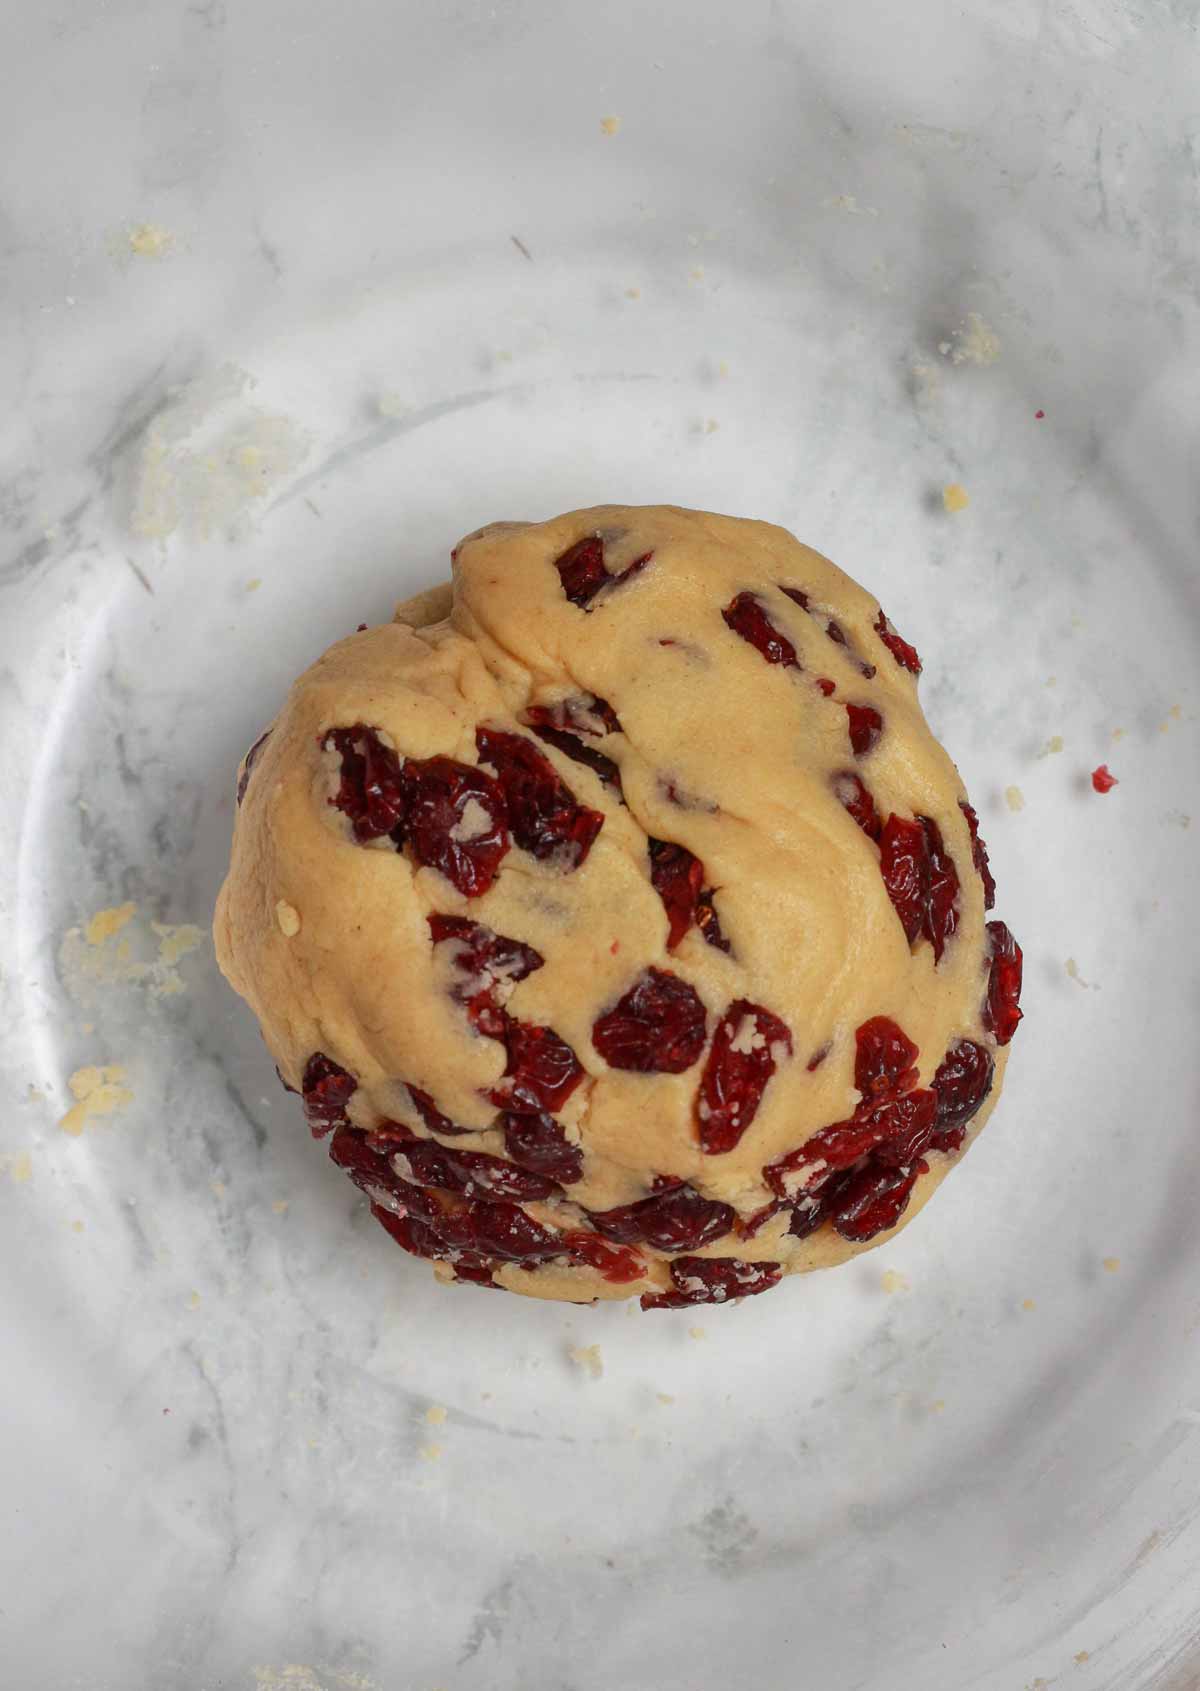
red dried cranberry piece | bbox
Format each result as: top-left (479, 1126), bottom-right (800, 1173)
top-left (845, 702), bottom-right (884, 757)
top-left (640, 1255), bottom-right (782, 1310)
top-left (833, 770), bottom-right (882, 841)
top-left (554, 535), bottom-right (651, 608)
top-left (829, 1159), bottom-right (925, 1242)
top-left (854, 1016), bottom-right (919, 1100)
top-left (958, 799), bottom-right (996, 909)
top-left (302, 1053), bottom-right (357, 1138)
top-left (815, 677), bottom-right (837, 697)
top-left (867, 1089), bottom-right (938, 1167)
top-left (428, 913), bottom-right (543, 1038)
top-left (236, 729), bottom-right (270, 804)
top-left (647, 838), bottom-right (705, 949)
top-left (588, 1184), bottom-right (734, 1252)
top-left (476, 726), bottom-right (604, 868)
top-left (500, 1111), bottom-right (584, 1184)
top-left (1091, 764), bottom-right (1118, 793)
top-left (324, 725), bottom-right (407, 842)
top-left (825, 617), bottom-right (877, 678)
top-left (982, 920), bottom-right (1023, 1045)
top-left (392, 1138), bottom-right (560, 1203)
top-left (695, 890), bottom-right (732, 954)
top-left (922, 815), bottom-right (961, 962)
top-left (874, 608), bottom-right (922, 674)
top-left (406, 1084), bottom-right (472, 1137)
top-left (527, 722), bottom-right (623, 795)
top-left (722, 592), bottom-right (800, 668)
top-left (554, 535), bottom-right (608, 607)
top-left (491, 1019), bottom-right (585, 1113)
top-left (765, 1120), bottom-right (883, 1193)
top-left (371, 1202), bottom-right (496, 1283)
top-left (433, 1193), bottom-right (568, 1263)
top-left (779, 586), bottom-right (810, 610)
top-left (930, 1039), bottom-right (994, 1151)
top-left (592, 968), bottom-right (708, 1074)
top-left (698, 1000), bottom-right (792, 1154)
top-left (401, 755), bottom-right (510, 896)
top-left (562, 1230), bottom-right (646, 1282)
top-left (879, 814), bottom-right (928, 943)
top-left (330, 1126), bottom-right (436, 1217)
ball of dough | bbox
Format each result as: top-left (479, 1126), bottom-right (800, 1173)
top-left (214, 505), bottom-right (1023, 1308)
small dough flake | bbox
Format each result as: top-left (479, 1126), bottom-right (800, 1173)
top-left (59, 1065), bottom-right (133, 1136)
top-left (85, 902), bottom-right (137, 946)
top-left (568, 1344), bottom-right (604, 1380)
top-left (600, 115), bottom-right (621, 136)
top-left (1005, 785), bottom-right (1025, 812)
top-left (942, 483), bottom-right (970, 513)
top-left (275, 900), bottom-right (302, 937)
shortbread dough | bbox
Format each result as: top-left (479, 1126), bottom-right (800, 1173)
top-left (215, 505), bottom-right (1023, 1308)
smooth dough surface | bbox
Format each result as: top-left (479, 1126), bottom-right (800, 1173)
top-left (215, 505), bottom-right (1010, 1305)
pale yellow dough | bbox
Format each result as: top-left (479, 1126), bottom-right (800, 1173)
top-left (215, 505), bottom-right (1007, 1306)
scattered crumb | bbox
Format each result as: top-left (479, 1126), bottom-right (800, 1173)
top-left (59, 1065), bottom-right (133, 1136)
top-left (245, 577), bottom-right (263, 592)
top-left (1038, 735), bottom-right (1064, 758)
top-left (1065, 957), bottom-right (1099, 990)
top-left (688, 1326), bottom-right (707, 1341)
top-left (418, 1443), bottom-right (443, 1462)
top-left (1046, 676), bottom-right (1058, 688)
top-left (568, 1343), bottom-right (604, 1380)
top-left (425, 1404), bottom-right (448, 1426)
top-left (1111, 726), bottom-right (1125, 740)
top-left (656, 1392), bottom-right (676, 1406)
top-left (153, 922), bottom-right (203, 964)
top-left (187, 1290), bottom-right (202, 1310)
top-left (704, 418), bottom-right (719, 434)
top-left (1, 1151), bottom-right (33, 1183)
top-left (1005, 785), bottom-right (1025, 812)
top-left (942, 482), bottom-right (970, 513)
top-left (947, 311), bottom-right (1001, 366)
top-left (624, 286), bottom-right (640, 300)
top-left (881, 1269), bottom-right (910, 1294)
top-left (1170, 703), bottom-right (1182, 719)
top-left (689, 266), bottom-right (705, 282)
top-left (930, 1399), bottom-right (946, 1414)
top-left (377, 391), bottom-right (407, 419)
top-left (211, 1181), bottom-right (227, 1198)
top-left (85, 902), bottom-right (137, 946)
top-left (275, 900), bottom-right (301, 938)
top-left (1075, 1651), bottom-right (1091, 1664)
top-left (272, 1199), bottom-right (289, 1215)
top-left (1103, 1256), bottom-right (1121, 1273)
top-left (600, 115), bottom-right (621, 136)
top-left (128, 222), bottom-right (173, 258)
top-left (1158, 720), bottom-right (1171, 734)
top-left (717, 360), bottom-right (730, 377)
top-left (72, 1219), bottom-right (85, 1232)
top-left (824, 193), bottom-right (879, 217)
top-left (27, 1084), bottom-right (45, 1104)
top-left (1022, 1298), bottom-right (1037, 1312)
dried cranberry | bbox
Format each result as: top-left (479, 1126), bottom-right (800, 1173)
top-left (236, 729), bottom-right (270, 804)
top-left (874, 608), bottom-right (922, 674)
top-left (433, 1194), bottom-right (568, 1263)
top-left (722, 592), bottom-right (800, 668)
top-left (825, 617), bottom-right (877, 678)
top-left (640, 1255), bottom-right (782, 1310)
top-left (878, 813), bottom-right (960, 960)
top-left (401, 755), bottom-right (511, 896)
top-left (588, 1184), bottom-right (734, 1252)
top-left (428, 913), bottom-right (543, 1037)
top-left (958, 799), bottom-right (996, 909)
top-left (982, 920), bottom-right (1023, 1045)
top-left (815, 677), bottom-right (837, 697)
top-left (500, 1111), bottom-right (584, 1184)
top-left (330, 1126), bottom-right (433, 1215)
top-left (491, 1019), bottom-right (585, 1113)
top-left (562, 1231), bottom-right (646, 1282)
top-left (765, 1120), bottom-right (883, 1193)
top-left (921, 815), bottom-right (961, 963)
top-left (930, 1039), bottom-right (994, 1151)
top-left (392, 1138), bottom-right (560, 1203)
top-left (371, 1202), bottom-right (492, 1281)
top-left (845, 702), bottom-right (883, 757)
top-left (778, 586), bottom-right (810, 610)
top-left (833, 770), bottom-right (881, 840)
top-left (698, 1001), bottom-right (792, 1154)
top-left (302, 1053), bottom-right (357, 1138)
top-left (406, 1084), bottom-right (472, 1137)
top-left (854, 1016), bottom-right (919, 1100)
top-left (592, 968), bottom-right (707, 1073)
top-left (526, 693), bottom-right (621, 738)
top-left (1092, 764), bottom-right (1118, 794)
top-left (867, 1089), bottom-right (938, 1167)
top-left (526, 722), bottom-right (623, 795)
top-left (324, 725), bottom-right (406, 842)
top-left (476, 726), bottom-right (604, 868)
top-left (647, 838), bottom-right (705, 950)
top-left (829, 1159), bottom-right (925, 1242)
top-left (695, 890), bottom-right (732, 954)
top-left (554, 535), bottom-right (651, 609)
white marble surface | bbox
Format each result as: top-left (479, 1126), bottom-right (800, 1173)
top-left (2, 3), bottom-right (1199, 1688)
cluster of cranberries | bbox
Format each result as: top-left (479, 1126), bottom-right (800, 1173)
top-left (251, 532), bottom-right (1023, 1308)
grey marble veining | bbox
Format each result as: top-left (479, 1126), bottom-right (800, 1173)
top-left (2, 3), bottom-right (1199, 1689)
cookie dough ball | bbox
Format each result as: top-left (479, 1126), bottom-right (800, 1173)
top-left (214, 505), bottom-right (1023, 1308)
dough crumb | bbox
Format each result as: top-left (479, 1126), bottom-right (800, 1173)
top-left (948, 311), bottom-right (1001, 366)
top-left (1111, 726), bottom-right (1125, 740)
top-left (656, 1392), bottom-right (676, 1405)
top-left (424, 1404), bottom-right (448, 1426)
top-left (1038, 735), bottom-right (1064, 758)
top-left (72, 1218), bottom-right (85, 1232)
top-left (275, 900), bottom-right (302, 937)
top-left (824, 193), bottom-right (879, 217)
top-left (1103, 1256), bottom-right (1121, 1273)
top-left (600, 115), bottom-right (621, 136)
top-left (128, 222), bottom-right (173, 258)
top-left (881, 1269), bottom-right (910, 1294)
top-left (272, 1199), bottom-right (290, 1214)
top-left (1, 1151), bottom-right (33, 1183)
top-left (624, 286), bottom-right (641, 299)
top-left (1005, 784), bottom-right (1025, 812)
top-left (59, 1065), bottom-right (133, 1136)
top-left (1022, 1298), bottom-right (1036, 1312)
top-left (418, 1443), bottom-right (443, 1462)
top-left (930, 1399), bottom-right (946, 1414)
top-left (85, 902), bottom-right (137, 946)
top-left (187, 1290), bottom-right (202, 1310)
top-left (568, 1343), bottom-right (604, 1380)
top-left (1064, 957), bottom-right (1098, 990)
top-left (377, 391), bottom-right (407, 419)
top-left (942, 483), bottom-right (970, 513)
top-left (1075, 1651), bottom-right (1091, 1664)
top-left (688, 1326), bottom-right (707, 1341)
